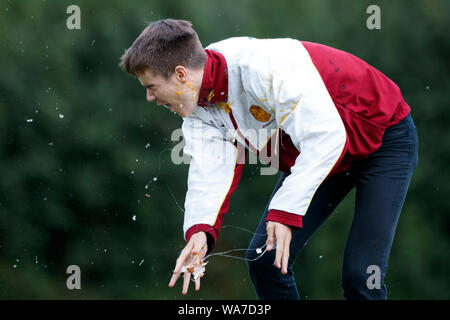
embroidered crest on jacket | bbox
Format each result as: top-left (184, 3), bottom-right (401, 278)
top-left (249, 105), bottom-right (271, 122)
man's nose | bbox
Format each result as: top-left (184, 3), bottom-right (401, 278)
top-left (146, 90), bottom-right (156, 102)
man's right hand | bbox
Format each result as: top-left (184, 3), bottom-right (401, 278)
top-left (168, 232), bottom-right (208, 295)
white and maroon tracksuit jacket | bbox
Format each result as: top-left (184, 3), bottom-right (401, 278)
top-left (182, 37), bottom-right (410, 248)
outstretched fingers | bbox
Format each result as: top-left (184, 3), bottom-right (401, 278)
top-left (182, 269), bottom-right (191, 295)
top-left (266, 222), bottom-right (275, 251)
top-left (275, 233), bottom-right (284, 271)
top-left (169, 247), bottom-right (190, 288)
top-left (266, 221), bottom-right (292, 274)
top-left (281, 230), bottom-right (291, 274)
top-left (195, 277), bottom-right (201, 291)
top-left (169, 232), bottom-right (208, 295)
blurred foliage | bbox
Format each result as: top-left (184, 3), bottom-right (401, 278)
top-left (0, 0), bottom-right (448, 299)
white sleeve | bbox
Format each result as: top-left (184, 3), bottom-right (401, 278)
top-left (269, 83), bottom-right (346, 216)
top-left (243, 40), bottom-right (346, 217)
top-left (182, 112), bottom-right (241, 240)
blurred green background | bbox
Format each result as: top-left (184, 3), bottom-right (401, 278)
top-left (0, 0), bottom-right (448, 299)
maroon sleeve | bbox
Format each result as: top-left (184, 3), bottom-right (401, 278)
top-left (266, 209), bottom-right (303, 228)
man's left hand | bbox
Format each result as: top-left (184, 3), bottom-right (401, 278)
top-left (266, 221), bottom-right (292, 274)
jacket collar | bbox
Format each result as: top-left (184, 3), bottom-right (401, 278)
top-left (198, 49), bottom-right (228, 107)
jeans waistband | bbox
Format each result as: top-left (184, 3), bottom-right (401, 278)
top-left (386, 114), bottom-right (415, 133)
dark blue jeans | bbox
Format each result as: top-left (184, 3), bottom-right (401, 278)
top-left (246, 114), bottom-right (418, 300)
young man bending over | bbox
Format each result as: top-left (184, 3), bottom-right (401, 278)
top-left (119, 19), bottom-right (418, 299)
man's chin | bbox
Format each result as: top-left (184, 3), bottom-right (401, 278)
top-left (179, 107), bottom-right (195, 118)
top-left (179, 110), bottom-right (188, 118)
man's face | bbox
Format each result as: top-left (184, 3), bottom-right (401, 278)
top-left (136, 68), bottom-right (198, 118)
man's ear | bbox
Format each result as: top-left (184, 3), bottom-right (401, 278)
top-left (174, 66), bottom-right (188, 83)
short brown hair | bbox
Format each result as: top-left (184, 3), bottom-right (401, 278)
top-left (119, 19), bottom-right (207, 78)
